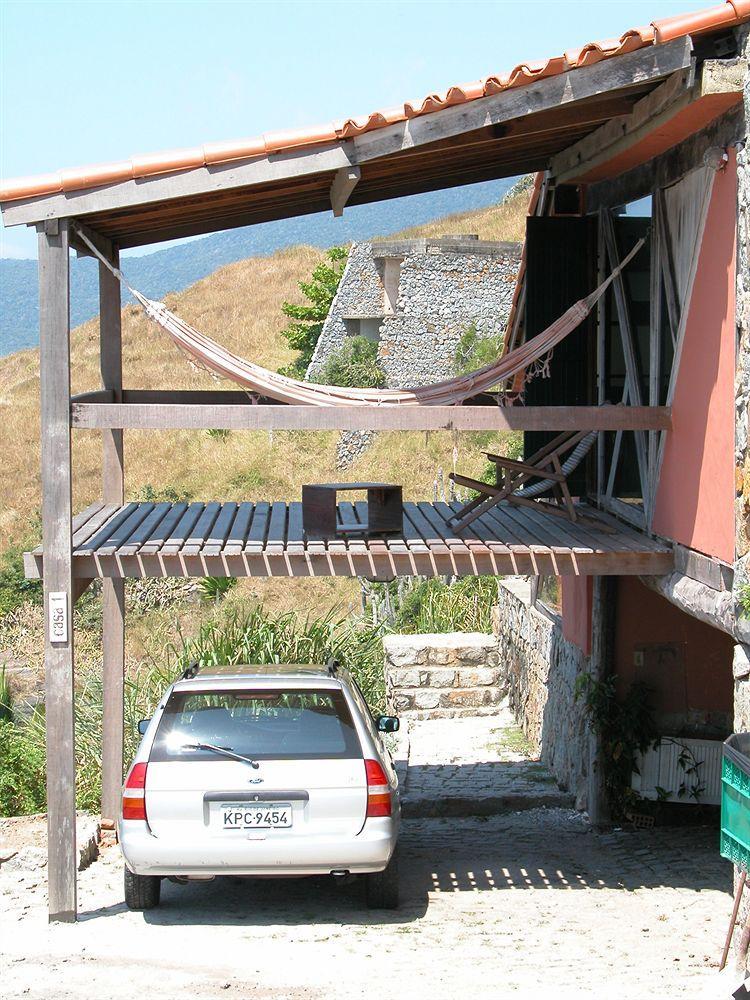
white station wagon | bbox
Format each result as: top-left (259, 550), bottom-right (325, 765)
top-left (119, 662), bottom-right (401, 910)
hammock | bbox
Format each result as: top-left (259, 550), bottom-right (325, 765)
top-left (76, 228), bottom-right (644, 408)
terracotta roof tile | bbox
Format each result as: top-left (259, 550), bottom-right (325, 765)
top-left (1, 1), bottom-right (747, 205)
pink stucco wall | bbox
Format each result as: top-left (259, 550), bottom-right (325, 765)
top-left (652, 154), bottom-right (737, 564)
top-left (561, 575), bottom-right (593, 655)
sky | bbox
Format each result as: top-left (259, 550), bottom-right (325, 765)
top-left (0, 0), bottom-right (711, 260)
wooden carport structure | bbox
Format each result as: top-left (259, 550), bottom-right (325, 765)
top-left (1, 3), bottom-right (747, 921)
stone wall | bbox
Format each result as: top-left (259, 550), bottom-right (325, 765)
top-left (734, 21), bottom-right (750, 688)
top-left (383, 632), bottom-right (504, 719)
top-left (491, 579), bottom-right (590, 802)
top-left (307, 237), bottom-right (521, 387)
top-left (734, 23), bottom-right (750, 720)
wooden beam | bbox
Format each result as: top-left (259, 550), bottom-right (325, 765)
top-left (37, 218), bottom-right (77, 923)
top-left (601, 211), bottom-right (649, 511)
top-left (551, 68), bottom-right (694, 182)
top-left (1, 37), bottom-right (692, 231)
top-left (69, 220), bottom-right (115, 261)
top-left (351, 39), bottom-right (692, 162)
top-left (330, 166), bottom-right (360, 217)
top-left (98, 243), bottom-right (125, 829)
top-left (595, 210), bottom-right (607, 499)
top-left (585, 103), bottom-right (743, 211)
top-left (25, 543), bottom-right (675, 582)
top-left (69, 396), bottom-right (672, 432)
top-left (647, 191), bottom-right (663, 529)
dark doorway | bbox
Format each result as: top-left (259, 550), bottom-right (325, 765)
top-left (523, 215), bottom-right (597, 496)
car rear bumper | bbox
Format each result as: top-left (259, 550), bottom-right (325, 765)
top-left (119, 817), bottom-right (398, 876)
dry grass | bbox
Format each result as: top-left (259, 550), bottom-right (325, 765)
top-left (0, 194), bottom-right (526, 636)
top-left (390, 190), bottom-right (529, 243)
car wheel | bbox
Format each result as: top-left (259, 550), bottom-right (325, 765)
top-left (124, 866), bottom-right (161, 910)
top-left (365, 847), bottom-right (399, 910)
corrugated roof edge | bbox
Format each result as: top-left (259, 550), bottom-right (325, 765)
top-left (1, 0), bottom-right (748, 205)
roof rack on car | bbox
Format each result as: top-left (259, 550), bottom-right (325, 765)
top-left (181, 660), bottom-right (200, 680)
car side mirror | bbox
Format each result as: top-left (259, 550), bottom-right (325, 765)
top-left (138, 718), bottom-right (151, 735)
top-left (377, 715), bottom-right (400, 734)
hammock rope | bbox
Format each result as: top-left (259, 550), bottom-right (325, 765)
top-left (75, 227), bottom-right (644, 408)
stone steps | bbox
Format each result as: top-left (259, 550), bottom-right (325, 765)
top-left (385, 642), bottom-right (506, 718)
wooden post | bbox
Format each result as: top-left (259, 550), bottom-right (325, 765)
top-left (98, 246), bottom-right (125, 827)
top-left (587, 576), bottom-right (613, 827)
top-left (38, 219), bottom-right (77, 922)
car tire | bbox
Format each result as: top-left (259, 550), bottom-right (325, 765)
top-left (124, 867), bottom-right (161, 910)
top-left (365, 847), bottom-right (399, 910)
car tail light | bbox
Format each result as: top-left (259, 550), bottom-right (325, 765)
top-left (365, 759), bottom-right (391, 818)
top-left (122, 762), bottom-right (148, 821)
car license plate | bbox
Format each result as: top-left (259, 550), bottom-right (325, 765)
top-left (218, 802), bottom-right (292, 829)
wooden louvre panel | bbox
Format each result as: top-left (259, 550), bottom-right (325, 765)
top-left (523, 215), bottom-right (597, 495)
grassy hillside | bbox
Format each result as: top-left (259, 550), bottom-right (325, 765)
top-left (0, 189), bottom-right (529, 551)
top-left (0, 189), bottom-right (529, 693)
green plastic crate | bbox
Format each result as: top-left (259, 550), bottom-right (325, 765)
top-left (721, 734), bottom-right (750, 872)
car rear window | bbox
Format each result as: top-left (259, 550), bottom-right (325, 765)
top-left (150, 687), bottom-right (361, 762)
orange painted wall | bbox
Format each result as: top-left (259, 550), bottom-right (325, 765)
top-left (561, 576), bottom-right (593, 655)
top-left (652, 154), bottom-right (737, 563)
top-left (614, 577), bottom-right (733, 721)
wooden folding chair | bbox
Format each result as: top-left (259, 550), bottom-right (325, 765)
top-left (448, 430), bottom-right (598, 531)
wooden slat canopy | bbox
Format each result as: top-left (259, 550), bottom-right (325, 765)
top-left (25, 500), bottom-right (673, 581)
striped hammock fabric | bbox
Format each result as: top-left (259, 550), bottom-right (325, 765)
top-left (77, 229), bottom-right (643, 408)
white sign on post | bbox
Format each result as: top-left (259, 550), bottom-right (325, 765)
top-left (48, 592), bottom-right (68, 644)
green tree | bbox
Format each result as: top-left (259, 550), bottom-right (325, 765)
top-left (280, 246), bottom-right (348, 377)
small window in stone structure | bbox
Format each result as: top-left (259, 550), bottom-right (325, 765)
top-left (344, 318), bottom-right (382, 343)
top-left (535, 576), bottom-right (561, 616)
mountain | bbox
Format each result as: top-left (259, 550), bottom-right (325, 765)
top-left (0, 178), bottom-right (515, 356)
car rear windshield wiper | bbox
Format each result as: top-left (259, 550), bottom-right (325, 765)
top-left (183, 742), bottom-right (259, 769)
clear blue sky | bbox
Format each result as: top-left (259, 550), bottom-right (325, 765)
top-left (0, 0), bottom-right (709, 259)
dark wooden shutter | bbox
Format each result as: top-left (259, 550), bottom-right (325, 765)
top-left (523, 216), bottom-right (597, 496)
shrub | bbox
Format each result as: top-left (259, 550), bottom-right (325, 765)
top-left (198, 576), bottom-right (238, 603)
top-left (134, 484), bottom-right (193, 503)
top-left (317, 336), bottom-right (386, 389)
top-left (172, 605), bottom-right (385, 710)
top-left (279, 247), bottom-right (348, 377)
top-left (0, 718), bottom-right (47, 815)
top-left (740, 583), bottom-right (750, 619)
top-left (0, 657), bottom-right (179, 816)
top-left (0, 544), bottom-right (42, 619)
top-left (228, 467), bottom-right (265, 492)
top-left (454, 323), bottom-right (504, 376)
top-left (575, 674), bottom-right (657, 818)
top-left (0, 665), bottom-right (13, 722)
top-left (392, 576), bottom-right (498, 634)
top-left (0, 604), bottom-right (386, 816)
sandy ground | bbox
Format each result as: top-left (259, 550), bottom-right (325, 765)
top-left (0, 809), bottom-right (742, 1000)
top-left (1, 711), bottom-right (744, 999)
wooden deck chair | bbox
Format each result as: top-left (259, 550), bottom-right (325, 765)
top-left (448, 430), bottom-right (598, 530)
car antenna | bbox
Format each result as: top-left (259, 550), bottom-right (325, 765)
top-left (181, 660), bottom-right (200, 680)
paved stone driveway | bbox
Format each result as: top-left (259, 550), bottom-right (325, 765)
top-left (402, 711), bottom-right (574, 815)
top-left (0, 708), bottom-right (738, 999)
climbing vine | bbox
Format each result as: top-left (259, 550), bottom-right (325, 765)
top-left (575, 674), bottom-right (657, 818)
